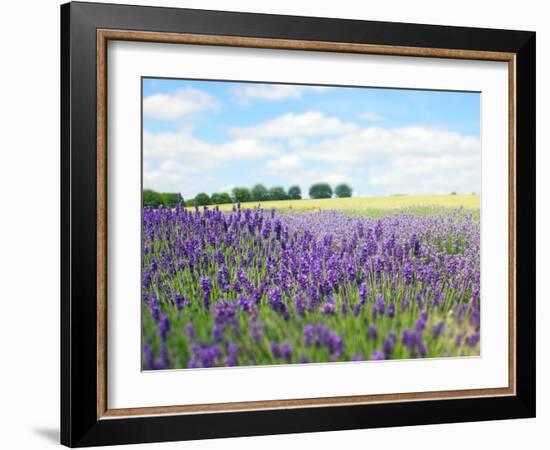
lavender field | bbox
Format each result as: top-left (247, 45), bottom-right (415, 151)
top-left (141, 203), bottom-right (480, 370)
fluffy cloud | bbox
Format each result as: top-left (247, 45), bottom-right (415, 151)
top-left (144, 108), bottom-right (480, 197)
top-left (143, 88), bottom-right (220, 120)
top-left (293, 126), bottom-right (480, 163)
top-left (301, 127), bottom-right (479, 195)
top-left (230, 111), bottom-right (358, 140)
top-left (144, 129), bottom-right (280, 162)
top-left (367, 156), bottom-right (480, 195)
top-left (359, 112), bottom-right (383, 122)
top-left (143, 128), bottom-right (281, 196)
top-left (234, 111), bottom-right (481, 196)
top-left (232, 84), bottom-right (330, 102)
top-left (265, 154), bottom-right (304, 175)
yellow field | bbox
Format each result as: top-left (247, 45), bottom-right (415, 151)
top-left (208, 194), bottom-right (480, 213)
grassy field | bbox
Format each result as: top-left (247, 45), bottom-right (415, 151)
top-left (204, 194), bottom-right (480, 215)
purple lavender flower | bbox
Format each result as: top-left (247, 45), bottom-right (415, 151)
top-left (237, 295), bottom-right (253, 314)
top-left (189, 343), bottom-right (221, 368)
top-left (321, 297), bottom-right (335, 315)
top-left (466, 332), bottom-right (480, 347)
top-left (271, 342), bottom-right (282, 359)
top-left (158, 314), bottom-right (170, 342)
top-left (200, 276), bottom-right (212, 309)
top-left (149, 302), bottom-right (160, 322)
top-left (383, 336), bottom-right (395, 356)
top-left (433, 322), bottom-right (445, 339)
top-left (303, 324), bottom-right (343, 357)
top-left (368, 324), bottom-right (378, 340)
top-left (403, 262), bottom-right (413, 285)
top-left (304, 325), bottom-right (316, 346)
top-left (248, 318), bottom-right (263, 342)
top-left (469, 312), bottom-right (480, 330)
top-left (174, 293), bottom-right (188, 310)
top-left (371, 293), bottom-right (385, 317)
top-left (359, 282), bottom-right (368, 304)
top-left (224, 342), bottom-right (240, 366)
top-left (388, 301), bottom-right (395, 318)
top-left (281, 343), bottom-right (293, 363)
top-left (153, 343), bottom-right (170, 370)
top-left (415, 311), bottom-right (428, 333)
top-left (142, 204), bottom-right (481, 369)
top-left (213, 300), bottom-right (237, 326)
top-left (294, 294), bottom-right (307, 315)
top-left (211, 324), bottom-right (223, 342)
top-left (143, 345), bottom-right (154, 369)
top-left (185, 322), bottom-right (196, 340)
top-left (268, 286), bottom-right (288, 317)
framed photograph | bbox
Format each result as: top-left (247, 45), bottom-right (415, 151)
top-left (61, 1), bottom-right (536, 447)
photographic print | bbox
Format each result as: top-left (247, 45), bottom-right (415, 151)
top-left (141, 78), bottom-right (481, 370)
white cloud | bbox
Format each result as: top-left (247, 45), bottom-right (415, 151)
top-left (232, 84), bottom-right (330, 102)
top-left (144, 129), bottom-right (280, 162)
top-left (230, 111), bottom-right (358, 140)
top-left (265, 154), bottom-right (304, 174)
top-left (246, 114), bottom-right (481, 195)
top-left (367, 155), bottom-right (480, 194)
top-left (143, 128), bottom-right (281, 197)
top-left (143, 88), bottom-right (220, 120)
top-left (144, 107), bottom-right (480, 197)
top-left (294, 126), bottom-right (480, 163)
top-left (359, 112), bottom-right (383, 122)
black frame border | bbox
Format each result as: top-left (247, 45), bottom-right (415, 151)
top-left (61, 1), bottom-right (536, 447)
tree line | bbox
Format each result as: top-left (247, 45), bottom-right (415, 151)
top-left (143, 190), bottom-right (183, 208)
top-left (143, 183), bottom-right (352, 208)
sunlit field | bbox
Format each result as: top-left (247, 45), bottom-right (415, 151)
top-left (195, 194), bottom-right (480, 215)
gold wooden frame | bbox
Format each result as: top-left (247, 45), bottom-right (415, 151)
top-left (96, 29), bottom-right (516, 420)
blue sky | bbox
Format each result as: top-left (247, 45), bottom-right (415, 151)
top-left (142, 78), bottom-right (480, 199)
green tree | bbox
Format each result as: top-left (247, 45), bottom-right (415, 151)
top-left (211, 193), bottom-right (223, 205)
top-left (219, 192), bottom-right (232, 204)
top-left (194, 192), bottom-right (212, 206)
top-left (288, 185), bottom-right (302, 200)
top-left (251, 184), bottom-right (269, 201)
top-left (334, 184), bottom-right (352, 198)
top-left (269, 186), bottom-right (289, 201)
top-left (232, 187), bottom-right (252, 203)
top-left (309, 183), bottom-right (333, 199)
top-left (143, 189), bottom-right (162, 208)
top-left (211, 192), bottom-right (232, 204)
top-left (161, 192), bottom-right (183, 208)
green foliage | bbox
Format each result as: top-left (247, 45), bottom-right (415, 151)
top-left (143, 189), bottom-right (163, 208)
top-left (334, 183), bottom-right (352, 198)
top-left (161, 192), bottom-right (183, 208)
top-left (288, 185), bottom-right (302, 200)
top-left (309, 183), bottom-right (333, 199)
top-left (143, 189), bottom-right (183, 208)
top-left (269, 186), bottom-right (289, 201)
top-left (251, 184), bottom-right (269, 201)
top-left (194, 192), bottom-right (212, 206)
top-left (211, 192), bottom-right (232, 205)
top-left (232, 187), bottom-right (252, 203)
